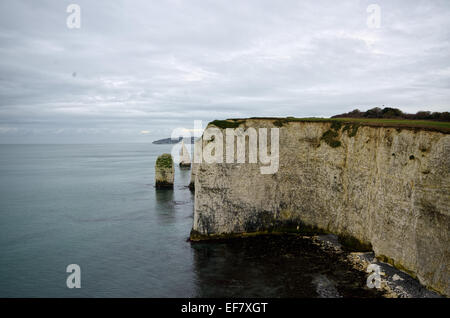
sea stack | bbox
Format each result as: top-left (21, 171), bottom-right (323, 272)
top-left (179, 140), bottom-right (191, 168)
top-left (155, 153), bottom-right (174, 188)
top-left (189, 137), bottom-right (202, 190)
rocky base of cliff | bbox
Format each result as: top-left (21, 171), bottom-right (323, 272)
top-left (311, 234), bottom-right (443, 298)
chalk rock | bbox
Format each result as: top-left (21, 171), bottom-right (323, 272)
top-left (179, 140), bottom-right (191, 168)
top-left (189, 138), bottom-right (202, 190)
top-left (155, 153), bottom-right (174, 188)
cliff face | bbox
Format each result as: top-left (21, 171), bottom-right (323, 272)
top-left (191, 119), bottom-right (450, 295)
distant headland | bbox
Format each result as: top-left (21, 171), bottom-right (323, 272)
top-left (152, 136), bottom-right (197, 144)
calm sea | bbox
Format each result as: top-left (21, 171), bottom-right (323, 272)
top-left (0, 144), bottom-right (380, 298)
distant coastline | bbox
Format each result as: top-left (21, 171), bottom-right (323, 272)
top-left (152, 136), bottom-right (197, 144)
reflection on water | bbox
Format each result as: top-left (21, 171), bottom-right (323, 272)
top-left (155, 189), bottom-right (175, 224)
top-left (155, 188), bottom-right (174, 204)
top-left (178, 167), bottom-right (191, 179)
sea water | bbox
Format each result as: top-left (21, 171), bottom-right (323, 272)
top-left (0, 144), bottom-right (380, 297)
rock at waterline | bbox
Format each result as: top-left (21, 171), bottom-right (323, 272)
top-left (179, 140), bottom-right (191, 168)
top-left (189, 162), bottom-right (198, 191)
top-left (155, 154), bottom-right (174, 188)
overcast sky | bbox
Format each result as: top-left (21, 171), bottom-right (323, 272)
top-left (0, 0), bottom-right (449, 143)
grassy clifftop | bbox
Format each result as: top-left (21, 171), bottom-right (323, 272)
top-left (209, 117), bottom-right (450, 133)
top-left (156, 153), bottom-right (173, 169)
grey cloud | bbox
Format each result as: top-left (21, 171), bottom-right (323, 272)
top-left (0, 0), bottom-right (449, 143)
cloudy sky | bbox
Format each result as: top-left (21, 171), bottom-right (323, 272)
top-left (0, 0), bottom-right (449, 143)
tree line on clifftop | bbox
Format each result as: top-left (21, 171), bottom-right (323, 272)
top-left (332, 107), bottom-right (450, 122)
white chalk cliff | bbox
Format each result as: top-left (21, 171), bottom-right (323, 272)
top-left (190, 119), bottom-right (450, 296)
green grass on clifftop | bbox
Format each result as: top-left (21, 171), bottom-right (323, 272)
top-left (209, 119), bottom-right (243, 129)
top-left (221, 117), bottom-right (450, 133)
